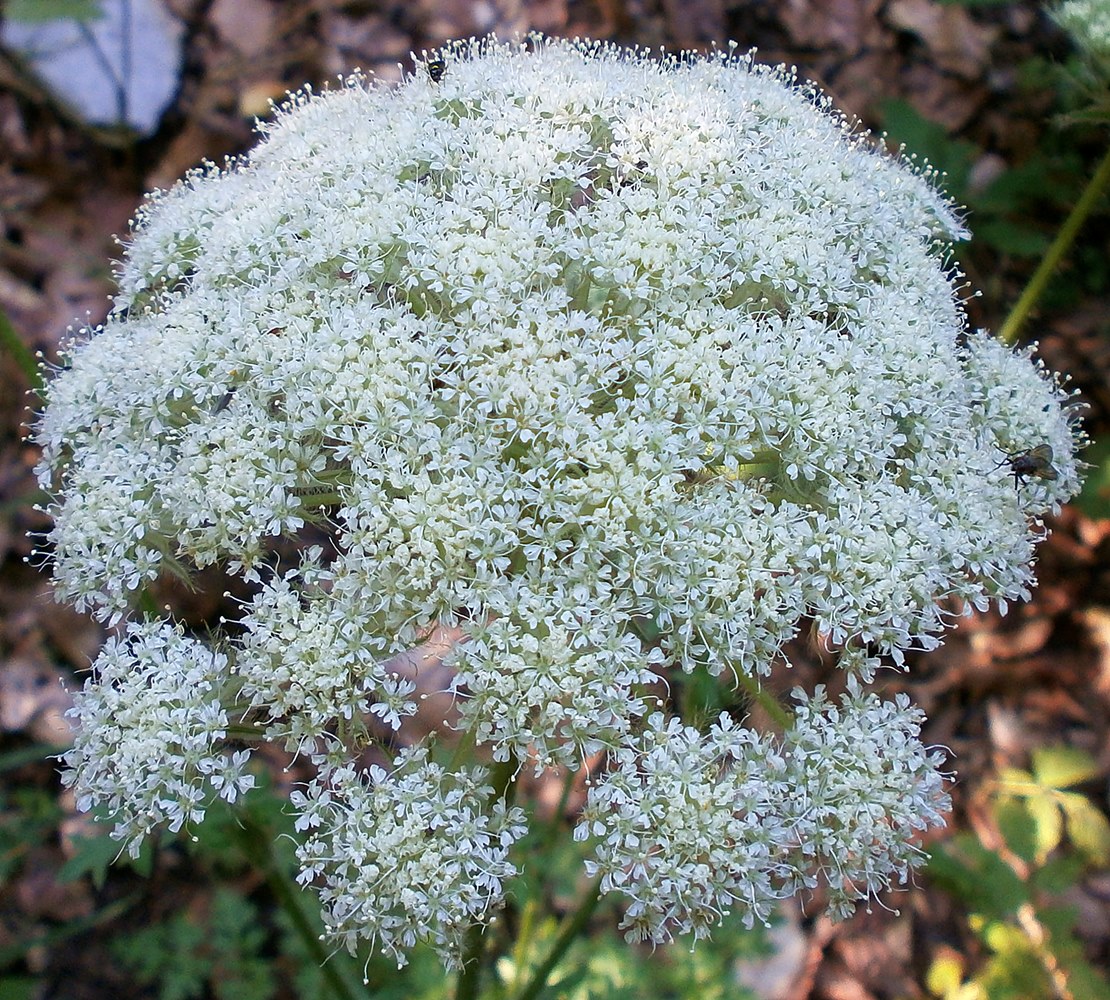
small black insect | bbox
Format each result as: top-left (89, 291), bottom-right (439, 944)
top-left (1004, 444), bottom-right (1058, 488)
top-left (213, 388), bottom-right (236, 415)
top-left (427, 58), bottom-right (447, 83)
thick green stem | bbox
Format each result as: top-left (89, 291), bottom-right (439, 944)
top-left (513, 876), bottom-right (604, 1000)
top-left (507, 766), bottom-right (577, 994)
top-left (734, 672), bottom-right (791, 731)
top-left (0, 305), bottom-right (42, 393)
top-left (734, 461), bottom-right (778, 480)
top-left (298, 490), bottom-right (346, 508)
top-left (235, 814), bottom-right (364, 1000)
top-left (455, 752), bottom-right (519, 1000)
top-left (998, 143), bottom-right (1110, 346)
top-left (223, 723), bottom-right (263, 740)
top-left (455, 922), bottom-right (487, 1000)
top-left (509, 898), bottom-right (540, 994)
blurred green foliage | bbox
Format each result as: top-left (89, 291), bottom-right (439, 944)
top-left (0, 772), bottom-right (768, 1000)
top-left (880, 36), bottom-right (1110, 521)
top-left (5, 0), bottom-right (105, 23)
top-left (925, 746), bottom-right (1110, 1000)
top-left (1076, 436), bottom-right (1110, 516)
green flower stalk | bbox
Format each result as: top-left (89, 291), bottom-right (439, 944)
top-left (38, 37), bottom-right (1083, 970)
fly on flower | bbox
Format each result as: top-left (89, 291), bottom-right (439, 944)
top-left (427, 58), bottom-right (447, 83)
top-left (1005, 444), bottom-right (1059, 488)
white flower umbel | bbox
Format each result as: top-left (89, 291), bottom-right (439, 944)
top-left (292, 749), bottom-right (527, 969)
top-left (37, 36), bottom-right (1083, 965)
top-left (577, 686), bottom-right (950, 943)
top-left (780, 682), bottom-right (951, 920)
top-left (575, 711), bottom-right (794, 943)
top-left (62, 621), bottom-right (254, 856)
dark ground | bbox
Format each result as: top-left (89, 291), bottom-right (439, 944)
top-left (1, 2), bottom-right (1109, 998)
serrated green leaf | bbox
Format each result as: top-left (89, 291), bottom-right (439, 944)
top-left (1026, 792), bottom-right (1065, 864)
top-left (1032, 746), bottom-right (1101, 789)
top-left (57, 829), bottom-right (122, 888)
top-left (1060, 792), bottom-right (1110, 865)
top-left (927, 834), bottom-right (1028, 917)
top-left (5, 0), bottom-right (105, 23)
top-left (993, 796), bottom-right (1042, 866)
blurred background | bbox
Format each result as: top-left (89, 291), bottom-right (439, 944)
top-left (1, 1), bottom-right (1108, 998)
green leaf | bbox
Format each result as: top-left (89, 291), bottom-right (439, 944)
top-left (927, 833), bottom-right (1028, 917)
top-left (1035, 904), bottom-right (1110, 998)
top-left (57, 817), bottom-right (154, 886)
top-left (981, 919), bottom-right (1030, 956)
top-left (1025, 792), bottom-right (1065, 865)
top-left (993, 796), bottom-right (1046, 866)
top-left (879, 99), bottom-right (975, 198)
top-left (1059, 792), bottom-right (1110, 865)
top-left (1032, 746), bottom-right (1101, 789)
top-left (4, 0), bottom-right (105, 24)
top-left (1031, 853), bottom-right (1085, 894)
top-left (1075, 437), bottom-right (1110, 520)
top-left (972, 218), bottom-right (1051, 257)
top-left (0, 307), bottom-right (42, 394)
top-left (57, 829), bottom-right (122, 888)
top-left (996, 765), bottom-right (1034, 787)
top-left (1055, 957), bottom-right (1110, 1000)
top-left (679, 662), bottom-right (729, 725)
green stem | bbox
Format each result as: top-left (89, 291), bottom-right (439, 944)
top-left (509, 898), bottom-right (539, 994)
top-left (998, 143), bottom-right (1110, 346)
top-left (455, 752), bottom-right (519, 1000)
top-left (455, 921), bottom-right (487, 1000)
top-left (235, 814), bottom-right (364, 1000)
top-left (446, 726), bottom-right (478, 771)
top-left (508, 766), bottom-right (577, 994)
top-left (513, 876), bottom-right (604, 1000)
top-left (0, 305), bottom-right (42, 393)
top-left (734, 672), bottom-right (791, 731)
top-left (298, 490), bottom-right (346, 508)
top-left (734, 461), bottom-right (778, 480)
